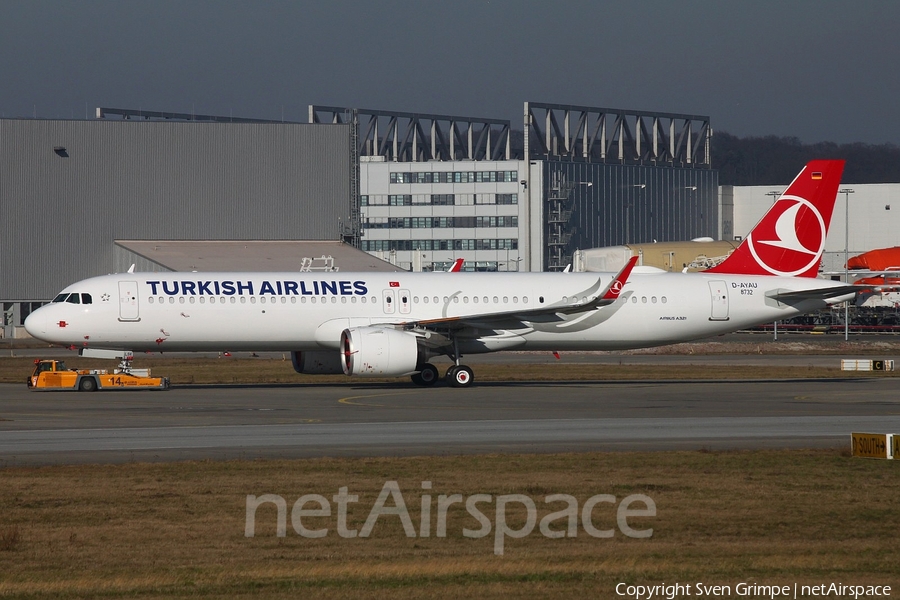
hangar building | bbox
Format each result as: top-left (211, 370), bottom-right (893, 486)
top-left (312, 103), bottom-right (718, 273)
top-left (0, 111), bottom-right (357, 337)
top-left (727, 184), bottom-right (900, 274)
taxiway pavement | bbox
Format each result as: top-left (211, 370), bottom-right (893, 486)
top-left (2, 376), bottom-right (899, 465)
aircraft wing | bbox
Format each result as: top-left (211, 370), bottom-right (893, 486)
top-left (405, 256), bottom-right (639, 329)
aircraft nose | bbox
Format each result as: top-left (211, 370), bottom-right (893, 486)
top-left (24, 308), bottom-right (48, 338)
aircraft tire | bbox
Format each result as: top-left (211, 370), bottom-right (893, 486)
top-left (78, 377), bottom-right (98, 392)
top-left (412, 363), bottom-right (439, 386)
top-left (446, 365), bottom-right (474, 388)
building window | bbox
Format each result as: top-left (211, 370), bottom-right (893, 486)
top-left (389, 194), bottom-right (412, 206)
top-left (431, 194), bottom-right (455, 205)
top-left (362, 239), bottom-right (518, 252)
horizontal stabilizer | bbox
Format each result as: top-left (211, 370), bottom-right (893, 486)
top-left (767, 285), bottom-right (860, 302)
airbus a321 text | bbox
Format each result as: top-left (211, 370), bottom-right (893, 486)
top-left (25, 160), bottom-right (861, 388)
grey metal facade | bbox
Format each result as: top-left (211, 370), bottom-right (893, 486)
top-left (523, 103), bottom-right (716, 270)
top-left (1, 119), bottom-right (351, 302)
top-left (543, 162), bottom-right (719, 269)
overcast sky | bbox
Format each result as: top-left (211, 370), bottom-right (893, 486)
top-left (2, 0), bottom-right (898, 144)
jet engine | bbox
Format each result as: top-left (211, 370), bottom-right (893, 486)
top-left (291, 351), bottom-right (345, 375)
top-left (340, 327), bottom-right (419, 377)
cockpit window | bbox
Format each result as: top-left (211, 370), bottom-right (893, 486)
top-left (81, 293), bottom-right (92, 304)
top-left (53, 293), bottom-right (68, 303)
top-left (65, 293), bottom-right (80, 304)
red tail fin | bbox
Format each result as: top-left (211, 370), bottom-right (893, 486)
top-left (707, 159), bottom-right (845, 278)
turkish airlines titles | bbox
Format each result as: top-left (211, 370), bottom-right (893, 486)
top-left (145, 279), bottom-right (370, 297)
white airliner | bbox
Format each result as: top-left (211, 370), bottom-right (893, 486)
top-left (25, 160), bottom-right (859, 387)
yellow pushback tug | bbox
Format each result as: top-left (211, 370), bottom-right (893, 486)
top-left (28, 351), bottom-right (169, 391)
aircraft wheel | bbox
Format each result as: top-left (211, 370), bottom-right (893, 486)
top-left (412, 363), bottom-right (439, 386)
top-left (446, 365), bottom-right (474, 388)
top-left (78, 377), bottom-right (98, 392)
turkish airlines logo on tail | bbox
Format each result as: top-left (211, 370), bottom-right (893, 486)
top-left (747, 195), bottom-right (826, 277)
top-left (608, 280), bottom-right (624, 298)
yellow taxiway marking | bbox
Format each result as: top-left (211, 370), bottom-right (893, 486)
top-left (337, 391), bottom-right (418, 407)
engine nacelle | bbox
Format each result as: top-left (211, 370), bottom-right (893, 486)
top-left (291, 350), bottom-right (345, 375)
top-left (340, 327), bottom-right (419, 377)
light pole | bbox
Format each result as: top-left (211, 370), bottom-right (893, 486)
top-left (626, 184), bottom-right (645, 245)
top-left (839, 188), bottom-right (855, 341)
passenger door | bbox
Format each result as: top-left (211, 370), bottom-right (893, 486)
top-left (118, 281), bottom-right (140, 321)
top-left (708, 280), bottom-right (729, 321)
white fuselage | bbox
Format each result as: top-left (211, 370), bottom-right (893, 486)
top-left (24, 270), bottom-right (852, 354)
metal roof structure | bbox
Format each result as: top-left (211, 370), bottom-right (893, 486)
top-left (310, 105), bottom-right (513, 162)
top-left (114, 241), bottom-right (404, 273)
top-left (96, 107), bottom-right (288, 124)
top-left (524, 102), bottom-right (711, 167)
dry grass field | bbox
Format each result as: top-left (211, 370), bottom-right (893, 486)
top-left (0, 449), bottom-right (898, 598)
top-left (2, 340), bottom-right (898, 597)
top-left (3, 355), bottom-right (900, 386)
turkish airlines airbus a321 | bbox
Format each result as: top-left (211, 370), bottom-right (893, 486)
top-left (25, 160), bottom-right (860, 388)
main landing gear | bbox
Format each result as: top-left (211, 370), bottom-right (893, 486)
top-left (410, 337), bottom-right (475, 388)
top-left (409, 363), bottom-right (475, 387)
top-left (410, 363), bottom-right (440, 386)
top-left (445, 364), bottom-right (474, 388)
